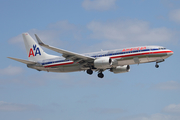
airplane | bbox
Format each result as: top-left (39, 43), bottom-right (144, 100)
top-left (8, 33), bottom-right (173, 78)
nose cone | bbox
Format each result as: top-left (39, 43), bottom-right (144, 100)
top-left (167, 50), bottom-right (173, 56)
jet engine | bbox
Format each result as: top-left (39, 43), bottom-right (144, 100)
top-left (94, 57), bottom-right (112, 69)
top-left (111, 59), bottom-right (118, 67)
top-left (94, 57), bottom-right (119, 69)
top-left (110, 65), bottom-right (130, 74)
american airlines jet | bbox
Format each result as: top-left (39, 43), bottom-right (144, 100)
top-left (8, 33), bottom-right (173, 78)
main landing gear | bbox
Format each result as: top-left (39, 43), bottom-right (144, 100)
top-left (86, 69), bottom-right (104, 78)
top-left (87, 69), bottom-right (93, 75)
top-left (98, 72), bottom-right (104, 78)
top-left (97, 69), bottom-right (104, 78)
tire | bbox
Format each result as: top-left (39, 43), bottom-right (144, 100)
top-left (98, 73), bottom-right (104, 78)
top-left (87, 69), bottom-right (93, 75)
top-left (155, 64), bottom-right (159, 68)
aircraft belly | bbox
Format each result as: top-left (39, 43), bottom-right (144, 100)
top-left (148, 53), bottom-right (167, 62)
top-left (161, 53), bottom-right (169, 59)
top-left (33, 66), bottom-right (64, 72)
top-left (118, 60), bottom-right (134, 65)
top-left (50, 64), bottom-right (82, 72)
top-left (31, 63), bottom-right (82, 73)
top-left (116, 52), bottom-right (169, 65)
top-left (46, 68), bottom-right (63, 72)
top-left (62, 65), bottom-right (82, 72)
top-left (117, 55), bottom-right (149, 65)
top-left (139, 56), bottom-right (149, 63)
top-left (117, 58), bottom-right (135, 65)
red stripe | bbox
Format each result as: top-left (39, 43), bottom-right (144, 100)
top-left (152, 50), bottom-right (173, 54)
top-left (110, 50), bottom-right (173, 59)
top-left (44, 62), bottom-right (74, 68)
top-left (44, 50), bottom-right (173, 68)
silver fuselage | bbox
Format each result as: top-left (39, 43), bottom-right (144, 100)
top-left (28, 46), bottom-right (173, 72)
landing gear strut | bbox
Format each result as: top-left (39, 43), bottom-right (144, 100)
top-left (155, 63), bottom-right (159, 68)
top-left (155, 59), bottom-right (165, 68)
top-left (98, 72), bottom-right (104, 78)
top-left (87, 69), bottom-right (93, 75)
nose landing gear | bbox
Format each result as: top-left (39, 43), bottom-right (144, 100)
top-left (155, 63), bottom-right (159, 68)
top-left (155, 59), bottom-right (165, 68)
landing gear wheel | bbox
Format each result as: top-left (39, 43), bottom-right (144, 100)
top-left (87, 69), bottom-right (93, 75)
top-left (98, 73), bottom-right (104, 78)
top-left (155, 64), bottom-right (159, 68)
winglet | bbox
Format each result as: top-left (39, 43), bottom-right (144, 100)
top-left (35, 34), bottom-right (44, 46)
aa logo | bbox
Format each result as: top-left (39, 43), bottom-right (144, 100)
top-left (28, 45), bottom-right (41, 57)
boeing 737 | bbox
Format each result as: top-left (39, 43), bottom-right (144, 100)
top-left (8, 33), bottom-right (173, 78)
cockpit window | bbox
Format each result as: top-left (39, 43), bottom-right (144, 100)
top-left (159, 47), bottom-right (166, 50)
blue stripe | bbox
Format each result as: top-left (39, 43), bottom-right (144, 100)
top-left (42, 48), bottom-right (161, 65)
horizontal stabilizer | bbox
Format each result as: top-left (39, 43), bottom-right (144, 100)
top-left (7, 57), bottom-right (37, 64)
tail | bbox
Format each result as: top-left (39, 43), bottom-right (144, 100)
top-left (22, 33), bottom-right (58, 62)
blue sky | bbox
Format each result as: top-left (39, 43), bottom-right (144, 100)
top-left (1, 0), bottom-right (180, 120)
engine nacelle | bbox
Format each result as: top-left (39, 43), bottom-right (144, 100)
top-left (94, 57), bottom-right (112, 69)
top-left (111, 59), bottom-right (118, 67)
top-left (110, 65), bottom-right (130, 74)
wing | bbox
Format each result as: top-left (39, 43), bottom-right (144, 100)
top-left (35, 34), bottom-right (95, 65)
top-left (7, 57), bottom-right (37, 64)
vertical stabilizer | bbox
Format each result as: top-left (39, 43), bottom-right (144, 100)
top-left (22, 33), bottom-right (57, 61)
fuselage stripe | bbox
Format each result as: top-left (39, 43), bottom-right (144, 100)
top-left (43, 50), bottom-right (173, 68)
top-left (110, 50), bottom-right (172, 59)
top-left (44, 62), bottom-right (74, 68)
